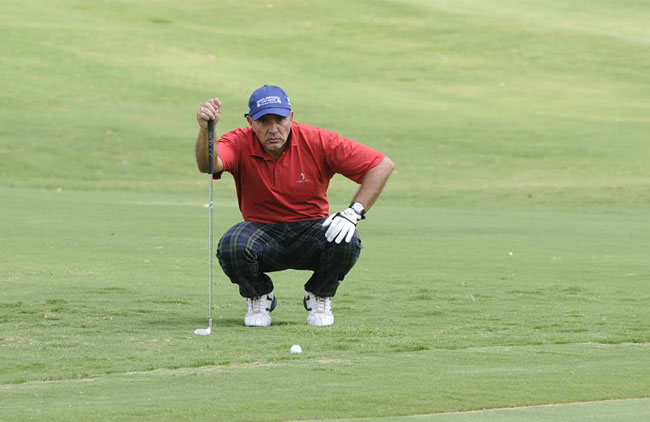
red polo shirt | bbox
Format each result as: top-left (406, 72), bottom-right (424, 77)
top-left (215, 121), bottom-right (385, 223)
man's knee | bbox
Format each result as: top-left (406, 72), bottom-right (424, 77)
top-left (217, 222), bottom-right (259, 266)
top-left (326, 232), bottom-right (362, 263)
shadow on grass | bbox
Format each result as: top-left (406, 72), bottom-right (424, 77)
top-left (212, 318), bottom-right (304, 328)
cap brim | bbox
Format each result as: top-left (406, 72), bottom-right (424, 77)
top-left (250, 107), bottom-right (291, 121)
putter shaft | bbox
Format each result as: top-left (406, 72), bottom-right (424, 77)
top-left (195, 119), bottom-right (215, 335)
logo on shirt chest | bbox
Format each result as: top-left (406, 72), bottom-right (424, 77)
top-left (296, 172), bottom-right (310, 184)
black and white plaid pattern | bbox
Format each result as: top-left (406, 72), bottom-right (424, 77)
top-left (217, 218), bottom-right (361, 298)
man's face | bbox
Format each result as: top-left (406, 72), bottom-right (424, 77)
top-left (247, 112), bottom-right (293, 158)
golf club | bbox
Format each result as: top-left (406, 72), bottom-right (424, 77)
top-left (194, 119), bottom-right (215, 335)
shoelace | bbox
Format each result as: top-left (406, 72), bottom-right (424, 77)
top-left (250, 297), bottom-right (261, 313)
top-left (314, 296), bottom-right (331, 314)
top-left (250, 296), bottom-right (271, 313)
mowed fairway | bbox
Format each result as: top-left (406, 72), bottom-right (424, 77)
top-left (1, 0), bottom-right (650, 421)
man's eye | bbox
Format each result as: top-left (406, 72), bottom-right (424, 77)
top-left (258, 116), bottom-right (284, 125)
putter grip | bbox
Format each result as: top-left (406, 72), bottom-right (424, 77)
top-left (207, 119), bottom-right (215, 174)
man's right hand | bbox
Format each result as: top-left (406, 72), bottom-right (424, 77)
top-left (195, 98), bottom-right (225, 174)
top-left (197, 98), bottom-right (222, 129)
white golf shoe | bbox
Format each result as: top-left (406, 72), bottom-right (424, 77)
top-left (303, 291), bottom-right (334, 327)
top-left (244, 292), bottom-right (277, 327)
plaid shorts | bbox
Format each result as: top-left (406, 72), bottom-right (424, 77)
top-left (217, 218), bottom-right (362, 298)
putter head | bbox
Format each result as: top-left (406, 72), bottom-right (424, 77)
top-left (194, 327), bottom-right (211, 335)
top-left (194, 318), bottom-right (212, 335)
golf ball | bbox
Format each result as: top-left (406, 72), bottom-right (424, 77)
top-left (290, 344), bottom-right (302, 354)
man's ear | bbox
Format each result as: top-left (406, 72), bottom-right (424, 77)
top-left (246, 115), bottom-right (253, 126)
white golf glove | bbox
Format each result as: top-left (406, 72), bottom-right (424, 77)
top-left (322, 205), bottom-right (364, 244)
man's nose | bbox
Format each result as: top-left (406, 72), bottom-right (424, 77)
top-left (269, 122), bottom-right (281, 133)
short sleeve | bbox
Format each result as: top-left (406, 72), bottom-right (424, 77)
top-left (212, 129), bottom-right (244, 179)
top-left (324, 132), bottom-right (385, 183)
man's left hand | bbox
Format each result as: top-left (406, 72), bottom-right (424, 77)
top-left (322, 208), bottom-right (362, 244)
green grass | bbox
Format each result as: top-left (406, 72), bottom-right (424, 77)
top-left (1, 0), bottom-right (650, 420)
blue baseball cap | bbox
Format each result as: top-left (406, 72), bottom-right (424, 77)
top-left (246, 85), bottom-right (292, 121)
